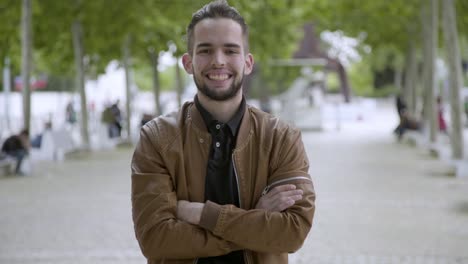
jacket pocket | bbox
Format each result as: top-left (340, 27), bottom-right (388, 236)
top-left (261, 176), bottom-right (312, 196)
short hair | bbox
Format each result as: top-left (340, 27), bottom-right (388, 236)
top-left (186, 0), bottom-right (249, 55)
top-left (20, 129), bottom-right (29, 137)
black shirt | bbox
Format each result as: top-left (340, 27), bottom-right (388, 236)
top-left (1, 135), bottom-right (25, 153)
top-left (195, 96), bottom-right (245, 264)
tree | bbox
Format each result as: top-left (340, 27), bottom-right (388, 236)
top-left (443, 0), bottom-right (465, 159)
top-left (20, 0), bottom-right (32, 131)
top-left (421, 0), bottom-right (439, 144)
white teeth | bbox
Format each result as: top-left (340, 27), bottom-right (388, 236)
top-left (208, 74), bottom-right (229, 80)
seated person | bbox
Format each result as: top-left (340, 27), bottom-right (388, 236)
top-left (394, 109), bottom-right (420, 140)
top-left (1, 129), bottom-right (30, 175)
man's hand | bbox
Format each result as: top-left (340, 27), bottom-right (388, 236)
top-left (177, 200), bottom-right (205, 225)
top-left (255, 184), bottom-right (303, 212)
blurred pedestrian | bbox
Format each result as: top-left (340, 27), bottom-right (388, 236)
top-left (394, 94), bottom-right (408, 135)
top-left (1, 129), bottom-right (30, 175)
top-left (395, 109), bottom-right (421, 140)
top-left (65, 101), bottom-right (77, 125)
top-left (436, 96), bottom-right (447, 133)
top-left (140, 113), bottom-right (154, 127)
top-left (110, 100), bottom-right (122, 137)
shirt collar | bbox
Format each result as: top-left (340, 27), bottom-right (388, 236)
top-left (194, 95), bottom-right (245, 137)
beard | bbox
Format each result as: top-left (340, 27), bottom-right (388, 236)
top-left (193, 71), bottom-right (244, 101)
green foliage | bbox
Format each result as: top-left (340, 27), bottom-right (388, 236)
top-left (5, 0), bottom-right (468, 97)
top-left (305, 0), bottom-right (422, 51)
top-left (456, 0), bottom-right (468, 38)
top-left (302, 0), bottom-right (423, 93)
top-left (348, 60), bottom-right (373, 96)
top-left (326, 73), bottom-right (340, 93)
top-left (134, 64), bottom-right (176, 92)
top-left (133, 65), bottom-right (152, 92)
top-left (365, 84), bottom-right (399, 98)
top-left (0, 0), bottom-right (21, 74)
top-left (369, 45), bottom-right (405, 72)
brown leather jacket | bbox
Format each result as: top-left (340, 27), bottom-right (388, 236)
top-left (131, 101), bottom-right (315, 264)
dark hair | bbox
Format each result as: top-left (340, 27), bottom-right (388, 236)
top-left (186, 0), bottom-right (249, 54)
top-left (20, 129), bottom-right (29, 137)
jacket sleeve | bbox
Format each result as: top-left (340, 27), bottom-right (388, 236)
top-left (131, 127), bottom-right (237, 260)
top-left (198, 128), bottom-right (316, 253)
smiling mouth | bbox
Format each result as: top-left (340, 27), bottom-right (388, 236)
top-left (207, 74), bottom-right (231, 81)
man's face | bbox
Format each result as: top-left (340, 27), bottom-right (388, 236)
top-left (182, 18), bottom-right (253, 101)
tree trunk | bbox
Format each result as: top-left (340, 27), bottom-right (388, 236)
top-left (123, 34), bottom-right (132, 140)
top-left (21, 0), bottom-right (32, 131)
top-left (442, 0), bottom-right (464, 159)
top-left (175, 56), bottom-right (184, 108)
top-left (394, 68), bottom-right (403, 92)
top-left (72, 20), bottom-right (90, 149)
top-left (337, 62), bottom-right (351, 103)
top-left (421, 0), bottom-right (439, 143)
top-left (3, 57), bottom-right (12, 132)
top-left (403, 38), bottom-right (418, 116)
top-left (149, 49), bottom-right (162, 116)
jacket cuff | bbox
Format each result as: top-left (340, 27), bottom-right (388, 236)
top-left (199, 200), bottom-right (221, 232)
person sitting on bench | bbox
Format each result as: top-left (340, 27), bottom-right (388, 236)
top-left (1, 129), bottom-right (30, 175)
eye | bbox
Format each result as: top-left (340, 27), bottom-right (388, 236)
top-left (197, 49), bottom-right (210, 54)
top-left (226, 49), bottom-right (239, 54)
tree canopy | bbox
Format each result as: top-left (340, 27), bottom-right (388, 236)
top-left (2, 0), bottom-right (468, 92)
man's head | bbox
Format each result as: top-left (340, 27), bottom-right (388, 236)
top-left (182, 0), bottom-right (254, 102)
top-left (186, 0), bottom-right (249, 55)
top-left (20, 129), bottom-right (29, 137)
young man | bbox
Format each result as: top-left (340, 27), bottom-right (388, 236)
top-left (131, 1), bottom-right (315, 263)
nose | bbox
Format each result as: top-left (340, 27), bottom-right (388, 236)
top-left (211, 50), bottom-right (226, 67)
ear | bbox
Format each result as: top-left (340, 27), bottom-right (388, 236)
top-left (182, 53), bottom-right (193, 74)
top-left (244, 53), bottom-right (254, 75)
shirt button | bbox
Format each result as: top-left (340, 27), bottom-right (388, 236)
top-left (199, 138), bottom-right (204, 143)
top-left (215, 142), bottom-right (220, 148)
top-left (216, 124), bottom-right (221, 129)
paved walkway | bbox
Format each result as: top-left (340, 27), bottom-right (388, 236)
top-left (1, 101), bottom-right (468, 264)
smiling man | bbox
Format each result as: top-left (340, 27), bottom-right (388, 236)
top-left (131, 1), bottom-right (316, 264)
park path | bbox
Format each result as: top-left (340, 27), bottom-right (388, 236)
top-left (1, 100), bottom-right (467, 264)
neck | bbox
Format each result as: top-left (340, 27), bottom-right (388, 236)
top-left (197, 92), bottom-right (243, 123)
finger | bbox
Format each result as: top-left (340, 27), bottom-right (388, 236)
top-left (270, 189), bottom-right (303, 203)
top-left (280, 195), bottom-right (303, 210)
top-left (267, 184), bottom-right (296, 196)
top-left (276, 198), bottom-right (296, 212)
top-left (256, 187), bottom-right (303, 211)
top-left (270, 192), bottom-right (303, 211)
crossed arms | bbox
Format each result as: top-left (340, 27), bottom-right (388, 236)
top-left (131, 130), bottom-right (315, 260)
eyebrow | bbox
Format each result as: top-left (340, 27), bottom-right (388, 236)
top-left (195, 43), bottom-right (241, 49)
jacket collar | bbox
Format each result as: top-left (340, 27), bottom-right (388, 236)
top-left (188, 99), bottom-right (251, 147)
top-left (194, 95), bottom-right (245, 138)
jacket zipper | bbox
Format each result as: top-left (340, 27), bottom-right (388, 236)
top-left (232, 152), bottom-right (250, 264)
top-left (192, 154), bottom-right (243, 264)
top-left (232, 153), bottom-right (242, 208)
top-left (261, 176), bottom-right (311, 196)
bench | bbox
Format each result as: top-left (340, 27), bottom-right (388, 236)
top-left (0, 157), bottom-right (15, 177)
top-left (31, 129), bottom-right (78, 161)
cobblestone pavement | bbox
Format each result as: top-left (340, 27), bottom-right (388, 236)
top-left (1, 103), bottom-right (468, 264)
